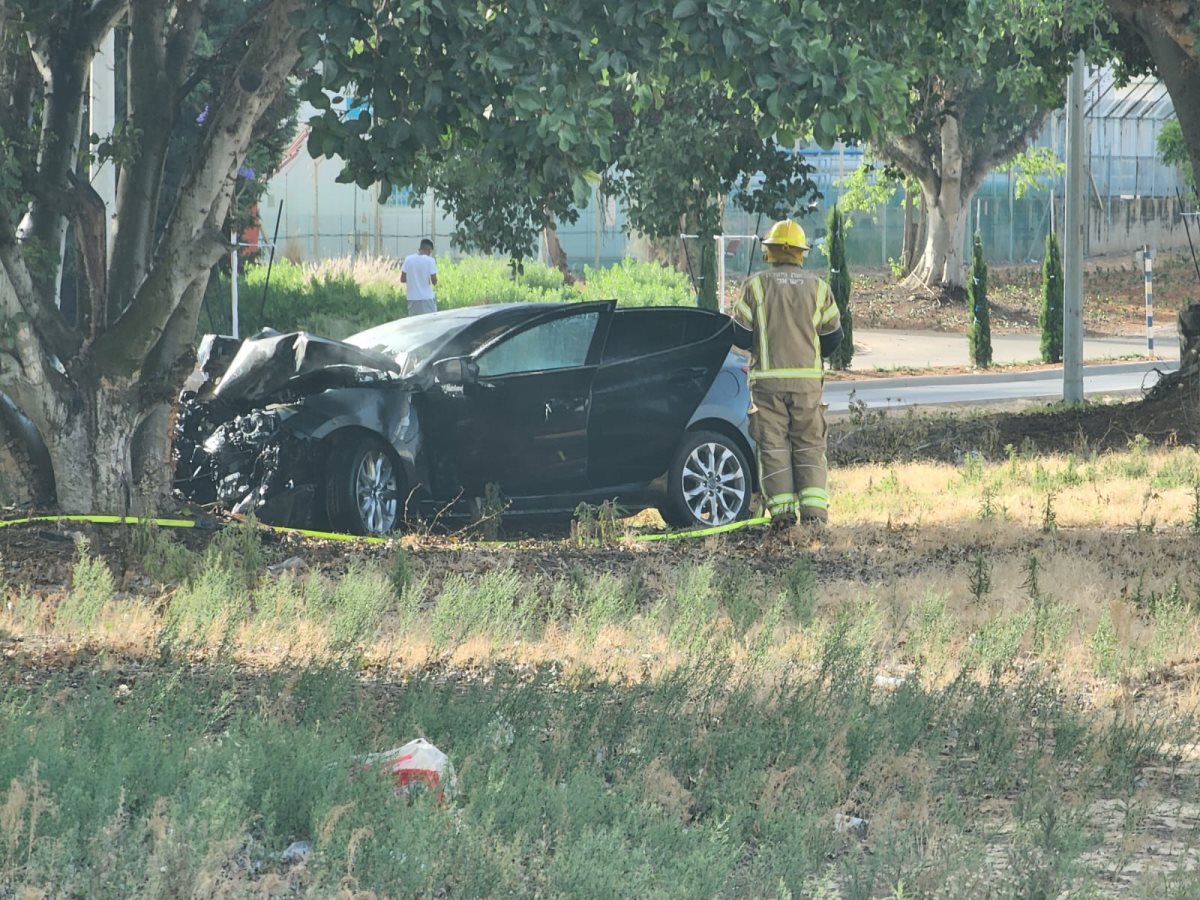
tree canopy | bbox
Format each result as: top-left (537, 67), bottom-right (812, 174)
top-left (300, 0), bottom-right (911, 262)
top-left (869, 0), bottom-right (1101, 289)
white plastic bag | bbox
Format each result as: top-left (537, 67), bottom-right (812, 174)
top-left (353, 738), bottom-right (457, 805)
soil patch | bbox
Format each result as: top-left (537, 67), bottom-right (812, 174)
top-left (851, 251), bottom-right (1200, 336)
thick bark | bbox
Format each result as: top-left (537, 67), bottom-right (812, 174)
top-left (910, 116), bottom-right (969, 289)
top-left (542, 222), bottom-right (569, 273)
top-left (108, 0), bottom-right (204, 314)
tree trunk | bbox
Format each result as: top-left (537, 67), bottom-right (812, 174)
top-left (901, 184), bottom-right (919, 275)
top-left (43, 382), bottom-right (141, 515)
top-left (542, 222), bottom-right (569, 273)
top-left (0, 0), bottom-right (305, 516)
top-left (911, 116), bottom-right (970, 290)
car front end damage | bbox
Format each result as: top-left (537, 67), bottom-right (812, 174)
top-left (173, 331), bottom-right (422, 527)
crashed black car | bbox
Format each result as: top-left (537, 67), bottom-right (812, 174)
top-left (173, 301), bottom-right (755, 535)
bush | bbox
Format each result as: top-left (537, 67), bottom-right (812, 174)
top-left (576, 258), bottom-right (695, 307)
top-left (1040, 231), bottom-right (1063, 364)
top-left (200, 255), bottom-right (697, 343)
top-left (966, 232), bottom-right (992, 368)
top-left (826, 204), bottom-right (853, 370)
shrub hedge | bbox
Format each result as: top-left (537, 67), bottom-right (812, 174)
top-left (200, 255), bottom-right (697, 340)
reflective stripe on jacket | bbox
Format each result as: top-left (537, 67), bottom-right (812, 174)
top-left (732, 265), bottom-right (840, 393)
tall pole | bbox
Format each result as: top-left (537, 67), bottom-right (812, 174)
top-left (1063, 50), bottom-right (1085, 403)
top-left (1143, 244), bottom-right (1154, 357)
top-left (716, 235), bottom-right (726, 313)
top-left (230, 228), bottom-right (239, 339)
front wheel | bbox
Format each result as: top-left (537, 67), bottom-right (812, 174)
top-left (660, 430), bottom-right (752, 529)
top-left (325, 435), bottom-right (404, 536)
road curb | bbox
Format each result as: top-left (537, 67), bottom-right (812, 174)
top-left (830, 360), bottom-right (1179, 392)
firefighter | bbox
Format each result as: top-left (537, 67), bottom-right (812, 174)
top-left (731, 219), bottom-right (843, 530)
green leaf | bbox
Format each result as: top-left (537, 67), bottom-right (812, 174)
top-left (673, 0), bottom-right (698, 19)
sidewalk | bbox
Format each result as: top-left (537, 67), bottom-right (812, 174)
top-left (850, 327), bottom-right (1178, 371)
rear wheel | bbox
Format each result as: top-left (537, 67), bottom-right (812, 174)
top-left (325, 435), bottom-right (403, 535)
top-left (660, 430), bottom-right (752, 529)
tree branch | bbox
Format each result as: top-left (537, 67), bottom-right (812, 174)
top-left (964, 112), bottom-right (1048, 188)
top-left (97, 0), bottom-right (304, 374)
top-left (0, 237), bottom-right (79, 362)
top-left (876, 132), bottom-right (937, 186)
top-left (108, 0), bottom-right (174, 312)
top-left (0, 387), bottom-right (55, 505)
top-left (81, 0), bottom-right (130, 50)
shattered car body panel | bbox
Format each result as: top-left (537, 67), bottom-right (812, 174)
top-left (173, 302), bottom-right (755, 534)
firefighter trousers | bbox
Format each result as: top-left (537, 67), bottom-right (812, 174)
top-left (748, 387), bottom-right (829, 522)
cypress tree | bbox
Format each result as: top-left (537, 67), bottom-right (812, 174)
top-left (1040, 230), bottom-right (1063, 363)
top-left (826, 204), bottom-right (854, 369)
top-left (966, 232), bottom-right (992, 368)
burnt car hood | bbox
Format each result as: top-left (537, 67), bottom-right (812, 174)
top-left (198, 330), bottom-right (410, 403)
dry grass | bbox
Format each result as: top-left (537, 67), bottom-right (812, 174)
top-left (5, 445), bottom-right (1200, 698)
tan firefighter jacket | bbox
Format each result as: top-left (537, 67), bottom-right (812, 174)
top-left (733, 264), bottom-right (840, 394)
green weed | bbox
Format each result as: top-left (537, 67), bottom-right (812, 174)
top-left (55, 540), bottom-right (115, 635)
top-left (161, 555), bottom-right (250, 650)
top-left (576, 574), bottom-right (635, 647)
top-left (1040, 492), bottom-right (1057, 533)
top-left (1026, 556), bottom-right (1071, 660)
top-left (978, 484), bottom-right (999, 521)
top-left (1151, 449), bottom-right (1200, 488)
top-left (968, 553), bottom-right (992, 605)
top-left (907, 591), bottom-right (954, 675)
top-left (967, 613), bottom-right (1030, 676)
top-left (387, 544), bottom-right (413, 600)
top-left (958, 451), bottom-right (985, 484)
top-left (1112, 434), bottom-right (1151, 479)
top-left (1090, 611), bottom-right (1122, 681)
top-left (200, 518), bottom-right (264, 586)
top-left (132, 518), bottom-right (196, 584)
top-left (321, 562), bottom-right (393, 650)
top-left (781, 557), bottom-right (817, 626)
top-left (571, 500), bottom-right (625, 548)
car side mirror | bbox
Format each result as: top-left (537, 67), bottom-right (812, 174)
top-left (434, 356), bottom-right (479, 385)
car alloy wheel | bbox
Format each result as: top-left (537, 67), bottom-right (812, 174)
top-left (355, 448), bottom-right (399, 535)
top-left (681, 440), bottom-right (747, 526)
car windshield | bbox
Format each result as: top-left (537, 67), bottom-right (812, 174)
top-left (345, 308), bottom-right (496, 373)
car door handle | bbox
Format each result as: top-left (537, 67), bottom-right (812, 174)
top-left (544, 397), bottom-right (586, 420)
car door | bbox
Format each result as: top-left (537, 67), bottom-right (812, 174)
top-left (428, 304), bottom-right (608, 496)
top-left (588, 308), bottom-right (733, 487)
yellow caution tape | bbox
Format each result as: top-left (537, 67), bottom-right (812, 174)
top-left (633, 516), bottom-right (770, 541)
top-left (0, 513), bottom-right (769, 544)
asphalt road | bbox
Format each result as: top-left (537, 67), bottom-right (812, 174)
top-left (824, 360), bottom-right (1180, 412)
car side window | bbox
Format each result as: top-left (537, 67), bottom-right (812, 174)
top-left (476, 312), bottom-right (600, 377)
top-left (601, 310), bottom-right (686, 363)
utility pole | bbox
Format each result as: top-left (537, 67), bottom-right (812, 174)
top-left (1062, 50), bottom-right (1085, 403)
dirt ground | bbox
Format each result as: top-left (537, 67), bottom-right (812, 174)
top-left (852, 250), bottom-right (1200, 335)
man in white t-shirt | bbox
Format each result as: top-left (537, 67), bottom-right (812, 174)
top-left (401, 238), bottom-right (439, 315)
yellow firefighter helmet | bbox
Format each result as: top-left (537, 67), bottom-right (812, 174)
top-left (761, 219), bottom-right (809, 251)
